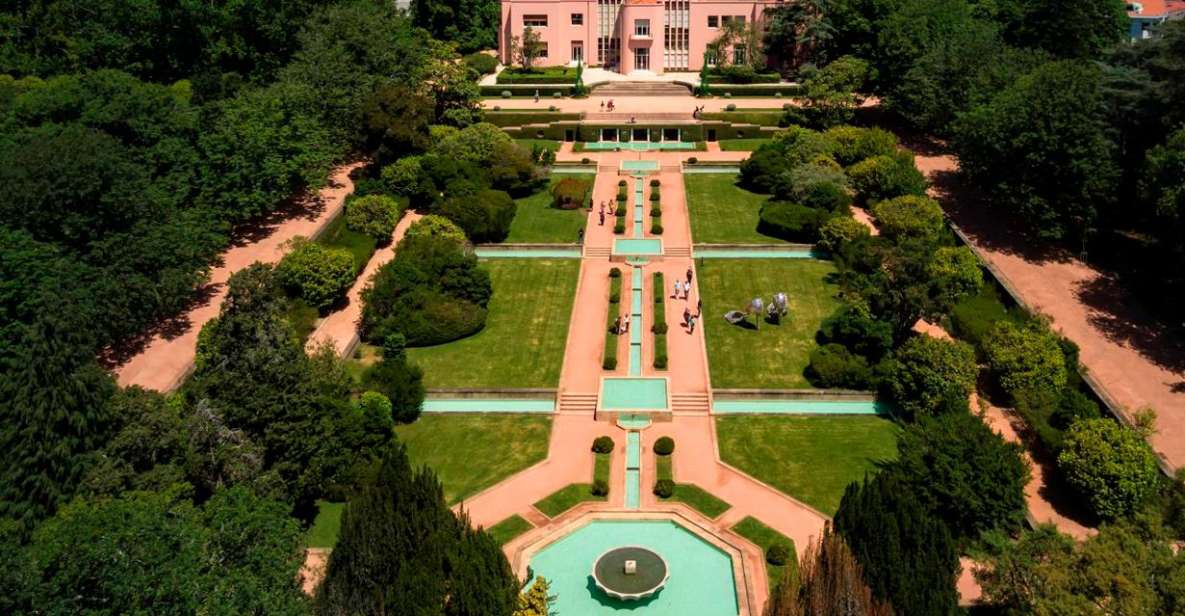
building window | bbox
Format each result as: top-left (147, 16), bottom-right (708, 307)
top-left (733, 45), bottom-right (746, 64)
top-left (523, 15), bottom-right (548, 27)
top-left (705, 50), bottom-right (717, 66)
top-left (721, 15), bottom-right (731, 25)
top-left (707, 15), bottom-right (718, 28)
top-left (736, 16), bottom-right (746, 25)
top-left (537, 43), bottom-right (549, 58)
top-left (571, 13), bottom-right (583, 25)
top-left (634, 19), bottom-right (650, 36)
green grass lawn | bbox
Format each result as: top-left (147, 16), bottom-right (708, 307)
top-left (701, 111), bottom-right (784, 126)
top-left (283, 298), bottom-right (319, 343)
top-left (654, 452), bottom-right (730, 518)
top-left (408, 259), bottom-right (579, 388)
top-left (718, 138), bottom-right (773, 152)
top-left (515, 138), bottom-right (562, 154)
top-left (684, 174), bottom-right (775, 244)
top-left (486, 514), bottom-right (534, 545)
top-left (307, 500), bottom-right (344, 548)
top-left (394, 413), bottom-right (552, 504)
top-left (716, 415), bottom-right (900, 514)
top-left (319, 210), bottom-right (378, 271)
top-left (533, 483), bottom-right (606, 518)
top-left (506, 175), bottom-right (593, 243)
top-left (594, 451), bottom-right (611, 485)
top-left (732, 516), bottom-right (797, 588)
top-left (698, 259), bottom-right (840, 389)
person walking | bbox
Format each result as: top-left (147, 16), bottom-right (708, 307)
top-left (683, 306), bottom-right (692, 330)
top-left (534, 89), bottom-right (540, 103)
top-left (697, 297), bottom-right (702, 317)
top-left (621, 312), bottom-right (630, 333)
top-left (686, 266), bottom-right (693, 286)
top-left (673, 279), bottom-right (682, 299)
top-left (599, 209), bottom-right (605, 226)
top-left (689, 314), bottom-right (697, 334)
top-left (577, 228), bottom-right (585, 245)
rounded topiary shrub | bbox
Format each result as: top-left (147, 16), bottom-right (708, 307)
top-left (687, 157), bottom-right (698, 164)
top-left (492, 105), bottom-right (501, 111)
top-left (650, 222), bottom-right (663, 235)
top-left (757, 202), bottom-right (830, 243)
top-left (650, 190), bottom-right (660, 202)
top-left (723, 92), bottom-right (732, 99)
top-left (346, 194), bottom-right (402, 241)
top-left (581, 157), bottom-right (591, 164)
top-left (766, 544), bottom-right (791, 566)
top-left (438, 188), bottom-right (517, 243)
top-left (592, 435), bottom-right (615, 454)
top-left (775, 92), bottom-right (783, 98)
top-left (609, 267), bottom-right (622, 278)
top-left (654, 479), bottom-right (675, 498)
top-left (501, 90), bottom-right (511, 98)
top-left (806, 343), bottom-right (871, 389)
top-left (650, 205), bottom-right (662, 217)
top-left (603, 356), bottom-right (617, 370)
top-left (650, 178), bottom-right (661, 187)
top-left (618, 179), bottom-right (627, 187)
top-left (551, 177), bottom-right (591, 210)
top-left (592, 478), bottom-right (609, 496)
top-left (654, 436), bottom-right (675, 455)
top-left (652, 322), bottom-right (668, 335)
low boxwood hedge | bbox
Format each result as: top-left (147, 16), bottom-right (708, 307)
top-left (757, 201), bottom-right (831, 243)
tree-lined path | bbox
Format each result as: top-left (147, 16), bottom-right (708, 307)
top-left (113, 163), bottom-right (363, 391)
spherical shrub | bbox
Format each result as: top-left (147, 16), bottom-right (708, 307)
top-left (723, 92), bottom-right (732, 99)
top-left (650, 205), bottom-right (662, 217)
top-left (650, 222), bottom-right (664, 235)
top-left (652, 322), bottom-right (668, 335)
top-left (553, 91), bottom-right (562, 98)
top-left (774, 92), bottom-right (783, 98)
top-left (548, 105), bottom-right (557, 111)
top-left (438, 188), bottom-right (516, 243)
top-left (581, 157), bottom-right (591, 164)
top-left (493, 105), bottom-right (501, 111)
top-left (592, 435), bottom-right (615, 454)
top-left (654, 479), bottom-right (675, 498)
top-left (618, 179), bottom-right (627, 186)
top-left (688, 157), bottom-right (698, 164)
top-left (609, 267), bottom-right (622, 278)
top-left (757, 201), bottom-right (830, 243)
top-left (501, 90), bottom-right (511, 98)
top-left (654, 436), bottom-right (675, 455)
top-left (603, 356), bottom-right (617, 370)
top-left (346, 194), bottom-right (402, 241)
top-left (725, 103), bottom-right (737, 111)
top-left (650, 178), bottom-right (661, 187)
top-left (766, 544), bottom-right (790, 566)
top-left (276, 239), bottom-right (356, 310)
top-left (592, 478), bottom-right (609, 496)
top-left (654, 352), bottom-right (667, 369)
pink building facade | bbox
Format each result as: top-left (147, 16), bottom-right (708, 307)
top-left (499, 0), bottom-right (781, 75)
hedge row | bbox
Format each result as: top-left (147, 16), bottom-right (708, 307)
top-left (482, 111), bottom-right (582, 127)
top-left (480, 84), bottom-right (573, 97)
top-left (496, 72), bottom-right (578, 85)
top-left (699, 84), bottom-right (803, 97)
top-left (604, 268), bottom-right (622, 370)
top-left (699, 111), bottom-right (787, 127)
top-left (653, 271), bottom-right (668, 369)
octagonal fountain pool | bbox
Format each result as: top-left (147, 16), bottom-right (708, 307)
top-left (527, 519), bottom-right (739, 615)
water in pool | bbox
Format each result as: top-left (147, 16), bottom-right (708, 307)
top-left (528, 520), bottom-right (739, 615)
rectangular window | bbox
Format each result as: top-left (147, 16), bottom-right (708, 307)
top-left (721, 15), bottom-right (731, 25)
top-left (736, 15), bottom-right (746, 25)
top-left (523, 15), bottom-right (548, 27)
top-left (705, 50), bottom-right (717, 66)
top-left (733, 45), bottom-right (746, 65)
top-left (537, 43), bottom-right (549, 58)
top-left (634, 19), bottom-right (650, 36)
top-left (571, 13), bottom-right (583, 25)
top-left (707, 15), bottom-right (718, 28)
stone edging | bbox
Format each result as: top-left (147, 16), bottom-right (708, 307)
top-left (712, 388), bottom-right (877, 401)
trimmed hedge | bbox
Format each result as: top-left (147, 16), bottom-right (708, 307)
top-left (654, 436), bottom-right (675, 455)
top-left (552, 177), bottom-right (592, 209)
top-left (604, 268), bottom-right (622, 369)
top-left (704, 84), bottom-right (803, 97)
top-left (653, 272), bottom-right (668, 368)
top-left (482, 111), bottom-right (582, 127)
top-left (700, 111), bottom-right (786, 127)
top-left (496, 67), bottom-right (578, 84)
top-left (654, 479), bottom-right (675, 498)
top-left (480, 84), bottom-right (573, 97)
top-left (592, 435), bottom-right (615, 454)
top-left (757, 201), bottom-right (831, 243)
top-left (463, 52), bottom-right (498, 76)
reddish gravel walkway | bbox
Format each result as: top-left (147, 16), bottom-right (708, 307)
top-left (306, 211), bottom-right (423, 357)
top-left (114, 163), bottom-right (363, 391)
top-left (915, 151), bottom-right (1185, 471)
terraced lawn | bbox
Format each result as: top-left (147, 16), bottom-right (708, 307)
top-left (684, 174), bottom-right (772, 244)
top-left (505, 174), bottom-right (593, 243)
top-left (408, 258), bottom-right (579, 388)
top-left (698, 259), bottom-right (840, 389)
top-left (716, 415), bottom-right (900, 514)
top-left (395, 413), bottom-right (552, 504)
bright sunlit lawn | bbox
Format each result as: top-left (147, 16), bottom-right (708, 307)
top-left (395, 413), bottom-right (552, 504)
top-left (716, 415), bottom-right (900, 515)
top-left (684, 174), bottom-right (773, 244)
top-left (698, 258), bottom-right (839, 389)
top-left (407, 258), bottom-right (579, 388)
top-left (505, 174), bottom-right (593, 243)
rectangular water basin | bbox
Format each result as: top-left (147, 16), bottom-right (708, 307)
top-left (694, 248), bottom-right (825, 259)
top-left (601, 377), bottom-right (669, 410)
top-left (625, 469), bottom-right (641, 508)
top-left (614, 238), bottom-right (663, 256)
top-left (621, 160), bottom-right (660, 172)
top-left (711, 399), bottom-right (889, 415)
top-left (474, 248), bottom-right (582, 259)
top-left (423, 398), bottom-right (555, 413)
top-left (626, 431), bottom-right (641, 469)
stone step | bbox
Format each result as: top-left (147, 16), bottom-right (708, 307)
top-left (584, 246), bottom-right (611, 258)
top-left (592, 81), bottom-right (692, 96)
top-left (666, 247), bottom-right (691, 257)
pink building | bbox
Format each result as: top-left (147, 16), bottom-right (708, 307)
top-left (498, 0), bottom-right (781, 75)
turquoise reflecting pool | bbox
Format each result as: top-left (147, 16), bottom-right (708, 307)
top-left (422, 399), bottom-right (554, 413)
top-left (528, 520), bottom-right (738, 615)
top-left (583, 142), bottom-right (696, 152)
top-left (712, 399), bottom-right (889, 415)
top-left (614, 238), bottom-right (663, 256)
top-left (601, 377), bottom-right (668, 410)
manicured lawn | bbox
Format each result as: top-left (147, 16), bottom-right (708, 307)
top-left (718, 138), bottom-right (773, 152)
top-left (394, 413), bottom-right (552, 504)
top-left (486, 514), bottom-right (534, 545)
top-left (284, 298), bottom-right (319, 342)
top-left (506, 175), bottom-right (593, 243)
top-left (307, 500), bottom-right (344, 548)
top-left (408, 259), bottom-right (579, 388)
top-left (669, 484), bottom-right (731, 518)
top-left (515, 138), bottom-right (562, 154)
top-left (594, 451), bottom-right (611, 485)
top-left (684, 174), bottom-right (774, 244)
top-left (319, 210), bottom-right (378, 271)
top-left (698, 259), bottom-right (840, 389)
top-left (701, 111), bottom-right (784, 126)
top-left (533, 483), bottom-right (606, 518)
top-left (716, 415), bottom-right (900, 514)
top-left (732, 516), bottom-right (797, 588)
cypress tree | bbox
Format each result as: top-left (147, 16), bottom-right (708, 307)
top-left (834, 473), bottom-right (960, 616)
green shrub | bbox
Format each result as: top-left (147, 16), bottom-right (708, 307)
top-left (1059, 418), bottom-right (1160, 520)
top-left (463, 52), bottom-right (498, 76)
top-left (654, 479), bottom-right (675, 498)
top-left (609, 274), bottom-right (622, 304)
top-left (654, 334), bottom-right (668, 369)
top-left (438, 188), bottom-right (517, 243)
top-left (404, 215), bottom-right (468, 246)
top-left (618, 179), bottom-right (627, 186)
top-left (818, 302), bottom-right (893, 361)
top-left (654, 272), bottom-right (665, 305)
top-left (652, 322), bottom-right (668, 335)
top-left (551, 177), bottom-right (591, 209)
top-left (609, 267), bottom-right (622, 278)
top-left (276, 238), bottom-right (356, 311)
top-left (847, 151), bottom-right (927, 205)
top-left (884, 335), bottom-right (978, 421)
top-left (552, 91), bottom-right (562, 99)
top-left (818, 216), bottom-right (871, 252)
top-left (823, 126), bottom-right (899, 167)
top-left (346, 195), bottom-right (403, 241)
top-left (806, 343), bottom-right (871, 389)
top-left (650, 204), bottom-right (663, 217)
top-left (500, 90), bottom-right (511, 98)
top-left (357, 391), bottom-right (394, 427)
top-left (757, 201), bottom-right (831, 242)
top-left (871, 195), bottom-right (945, 240)
top-left (950, 284), bottom-right (1014, 348)
top-left (361, 357), bottom-right (425, 423)
top-left (592, 478), bottom-right (609, 496)
top-left (766, 544), bottom-right (791, 566)
top-left (651, 222), bottom-right (664, 235)
top-left (983, 319), bottom-right (1068, 406)
top-left (654, 437), bottom-right (675, 455)
top-left (650, 186), bottom-right (661, 201)
top-left (592, 436), bottom-right (615, 454)
top-left (650, 178), bottom-right (661, 187)
top-left (614, 216), bottom-right (626, 234)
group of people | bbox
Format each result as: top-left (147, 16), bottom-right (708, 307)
top-left (673, 267), bottom-right (702, 334)
top-left (599, 100), bottom-right (616, 112)
top-left (598, 201), bottom-right (616, 226)
top-left (691, 105), bottom-right (705, 119)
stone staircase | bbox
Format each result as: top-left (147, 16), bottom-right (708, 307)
top-left (665, 246), bottom-right (692, 258)
top-left (592, 81), bottom-right (692, 97)
top-left (558, 392), bottom-right (598, 415)
top-left (671, 392), bottom-right (710, 415)
top-left (584, 246), bottom-right (611, 259)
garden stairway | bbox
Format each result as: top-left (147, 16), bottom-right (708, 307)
top-left (557, 392), bottom-right (598, 415)
top-left (584, 245), bottom-right (611, 259)
top-left (591, 81), bottom-right (691, 97)
top-left (670, 392), bottom-right (710, 415)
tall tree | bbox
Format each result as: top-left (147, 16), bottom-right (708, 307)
top-left (834, 473), bottom-right (960, 615)
top-left (316, 443), bottom-right (518, 615)
top-left (0, 314), bottom-right (115, 530)
top-left (766, 523), bottom-right (893, 616)
top-left (411, 0), bottom-right (500, 53)
top-left (762, 0), bottom-right (835, 72)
